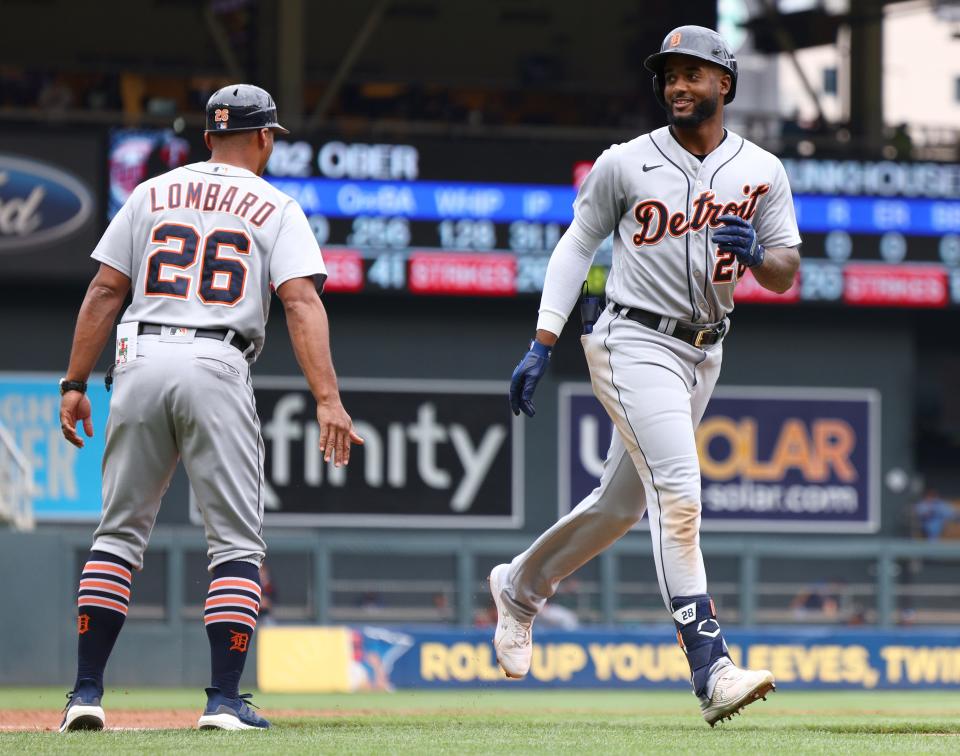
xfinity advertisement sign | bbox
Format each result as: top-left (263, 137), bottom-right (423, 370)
top-left (559, 384), bottom-right (880, 533)
top-left (205, 378), bottom-right (522, 528)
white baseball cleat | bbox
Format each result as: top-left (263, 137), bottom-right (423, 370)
top-left (488, 563), bottom-right (533, 679)
top-left (197, 688), bottom-right (270, 730)
top-left (59, 680), bottom-right (105, 732)
top-left (700, 663), bottom-right (776, 726)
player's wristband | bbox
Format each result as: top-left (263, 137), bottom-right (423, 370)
top-left (529, 340), bottom-right (552, 359)
top-left (59, 378), bottom-right (88, 395)
top-left (747, 242), bottom-right (766, 268)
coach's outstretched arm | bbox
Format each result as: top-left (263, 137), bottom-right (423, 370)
top-left (278, 277), bottom-right (363, 466)
top-left (60, 263), bottom-right (131, 449)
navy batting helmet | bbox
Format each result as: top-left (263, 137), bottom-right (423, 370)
top-left (205, 84), bottom-right (289, 134)
top-left (644, 26), bottom-right (738, 107)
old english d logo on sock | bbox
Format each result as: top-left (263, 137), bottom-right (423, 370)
top-left (229, 630), bottom-right (250, 653)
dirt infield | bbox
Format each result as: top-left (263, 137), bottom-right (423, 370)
top-left (0, 709), bottom-right (364, 731)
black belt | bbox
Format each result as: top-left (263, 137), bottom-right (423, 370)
top-left (138, 323), bottom-right (251, 353)
top-left (610, 304), bottom-right (726, 347)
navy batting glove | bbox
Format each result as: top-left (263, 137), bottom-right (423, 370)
top-left (509, 340), bottom-right (552, 417)
top-left (713, 214), bottom-right (765, 268)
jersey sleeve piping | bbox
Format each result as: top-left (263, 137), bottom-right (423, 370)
top-left (272, 268), bottom-right (328, 290)
top-left (90, 252), bottom-right (132, 278)
top-left (267, 199), bottom-right (291, 260)
top-left (704, 136), bottom-right (747, 315)
top-left (90, 183), bottom-right (139, 277)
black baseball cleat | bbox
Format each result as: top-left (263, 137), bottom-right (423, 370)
top-left (197, 687), bottom-right (271, 730)
top-left (59, 679), bottom-right (105, 732)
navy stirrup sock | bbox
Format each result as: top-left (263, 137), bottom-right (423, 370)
top-left (205, 560), bottom-right (262, 699)
top-left (75, 550), bottom-right (134, 691)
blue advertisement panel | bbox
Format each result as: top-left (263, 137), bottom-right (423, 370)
top-left (0, 373), bottom-right (107, 521)
top-left (559, 384), bottom-right (880, 532)
top-left (368, 628), bottom-right (960, 690)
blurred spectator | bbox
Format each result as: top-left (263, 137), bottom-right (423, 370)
top-left (911, 488), bottom-right (956, 540)
top-left (791, 580), bottom-right (869, 625)
top-left (0, 66), bottom-right (37, 106)
top-left (432, 592), bottom-right (453, 620)
top-left (790, 580), bottom-right (842, 620)
top-left (780, 108), bottom-right (805, 139)
top-left (898, 607), bottom-right (917, 626)
top-left (145, 96), bottom-right (178, 118)
top-left (474, 576), bottom-right (580, 629)
top-left (474, 600), bottom-right (496, 627)
top-left (845, 601), bottom-right (868, 626)
top-left (539, 602), bottom-right (579, 630)
top-left (357, 591), bottom-right (384, 611)
top-left (474, 597), bottom-right (577, 628)
top-left (538, 577), bottom-right (581, 629)
top-left (85, 73), bottom-right (121, 111)
top-left (37, 74), bottom-right (75, 111)
top-left (258, 562), bottom-right (275, 624)
top-left (888, 122), bottom-right (913, 160)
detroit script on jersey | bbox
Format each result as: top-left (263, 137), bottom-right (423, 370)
top-left (631, 184), bottom-right (771, 247)
top-left (91, 162), bottom-right (326, 359)
top-left (577, 126), bottom-right (801, 323)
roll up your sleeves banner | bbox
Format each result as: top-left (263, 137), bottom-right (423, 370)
top-left (258, 627), bottom-right (960, 691)
top-left (559, 385), bottom-right (881, 532)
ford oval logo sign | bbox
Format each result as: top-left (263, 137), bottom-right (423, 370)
top-left (0, 155), bottom-right (94, 252)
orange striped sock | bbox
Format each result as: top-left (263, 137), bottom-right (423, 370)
top-left (75, 550), bottom-right (133, 690)
top-left (205, 560), bottom-right (261, 698)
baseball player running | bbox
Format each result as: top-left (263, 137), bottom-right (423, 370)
top-left (57, 84), bottom-right (362, 731)
top-left (492, 26), bottom-right (801, 725)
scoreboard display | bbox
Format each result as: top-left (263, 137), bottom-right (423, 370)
top-left (775, 159), bottom-right (960, 308)
top-left (109, 129), bottom-right (960, 308)
top-left (262, 139), bottom-right (960, 307)
top-left (262, 137), bottom-right (598, 297)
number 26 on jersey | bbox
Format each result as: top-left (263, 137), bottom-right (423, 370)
top-left (145, 222), bottom-right (250, 306)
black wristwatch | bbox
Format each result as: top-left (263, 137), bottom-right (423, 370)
top-left (59, 378), bottom-right (88, 396)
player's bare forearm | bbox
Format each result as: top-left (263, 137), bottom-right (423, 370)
top-left (60, 264), bottom-right (129, 448)
top-left (66, 264), bottom-right (131, 381)
top-left (751, 246), bottom-right (800, 294)
top-left (278, 278), bottom-right (339, 402)
top-left (534, 329), bottom-right (559, 347)
top-left (278, 276), bottom-right (363, 465)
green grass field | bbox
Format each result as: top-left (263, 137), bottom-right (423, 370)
top-left (1, 688), bottom-right (958, 754)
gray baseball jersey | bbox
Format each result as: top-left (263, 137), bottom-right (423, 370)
top-left (92, 161), bottom-right (326, 360)
top-left (89, 161), bottom-right (325, 570)
top-left (576, 126), bottom-right (800, 323)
